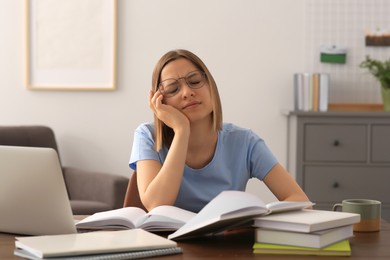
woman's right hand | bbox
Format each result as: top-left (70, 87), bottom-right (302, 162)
top-left (149, 90), bottom-right (190, 133)
top-left (138, 90), bottom-right (190, 210)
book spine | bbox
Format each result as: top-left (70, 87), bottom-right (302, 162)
top-left (319, 73), bottom-right (330, 112)
top-left (294, 73), bottom-right (303, 111)
top-left (302, 73), bottom-right (311, 111)
top-left (312, 73), bottom-right (320, 112)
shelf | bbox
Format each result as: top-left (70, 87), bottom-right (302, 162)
top-left (328, 103), bottom-right (383, 112)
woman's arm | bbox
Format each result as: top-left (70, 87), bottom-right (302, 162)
top-left (263, 163), bottom-right (310, 202)
top-left (136, 91), bottom-right (190, 211)
top-left (136, 129), bottom-right (189, 210)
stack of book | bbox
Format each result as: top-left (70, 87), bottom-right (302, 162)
top-left (294, 73), bottom-right (330, 112)
top-left (252, 209), bottom-right (360, 256)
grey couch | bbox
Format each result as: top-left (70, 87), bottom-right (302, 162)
top-left (0, 125), bottom-right (129, 215)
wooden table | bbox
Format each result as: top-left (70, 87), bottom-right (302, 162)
top-left (1, 220), bottom-right (389, 259)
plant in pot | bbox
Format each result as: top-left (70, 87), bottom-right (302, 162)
top-left (360, 55), bottom-right (390, 111)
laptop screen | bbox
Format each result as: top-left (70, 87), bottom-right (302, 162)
top-left (0, 145), bottom-right (77, 235)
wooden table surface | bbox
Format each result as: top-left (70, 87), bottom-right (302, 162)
top-left (1, 220), bottom-right (389, 259)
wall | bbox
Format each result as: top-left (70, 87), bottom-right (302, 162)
top-left (1, 0), bottom-right (306, 201)
top-left (305, 0), bottom-right (390, 104)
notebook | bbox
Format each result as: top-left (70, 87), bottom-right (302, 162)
top-left (14, 229), bottom-right (181, 259)
top-left (14, 247), bottom-right (183, 260)
top-left (0, 145), bottom-right (77, 235)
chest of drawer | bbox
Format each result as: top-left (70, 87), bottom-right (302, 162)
top-left (303, 124), bottom-right (367, 162)
top-left (303, 166), bottom-right (390, 203)
top-left (371, 125), bottom-right (390, 163)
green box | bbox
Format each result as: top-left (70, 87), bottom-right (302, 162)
top-left (320, 53), bottom-right (346, 64)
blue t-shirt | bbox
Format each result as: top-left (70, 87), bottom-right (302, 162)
top-left (129, 122), bottom-right (277, 212)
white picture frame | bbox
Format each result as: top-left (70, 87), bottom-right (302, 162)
top-left (25, 0), bottom-right (117, 91)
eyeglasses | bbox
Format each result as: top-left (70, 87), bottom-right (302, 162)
top-left (158, 70), bottom-right (206, 98)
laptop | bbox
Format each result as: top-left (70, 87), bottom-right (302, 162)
top-left (0, 145), bottom-right (77, 235)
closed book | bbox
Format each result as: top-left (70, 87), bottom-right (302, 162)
top-left (293, 73), bottom-right (304, 111)
top-left (319, 73), bottom-right (330, 112)
top-left (255, 224), bottom-right (353, 248)
top-left (253, 239), bottom-right (351, 256)
top-left (302, 73), bottom-right (311, 111)
top-left (311, 73), bottom-right (320, 112)
top-left (15, 229), bottom-right (178, 259)
top-left (253, 209), bottom-right (360, 233)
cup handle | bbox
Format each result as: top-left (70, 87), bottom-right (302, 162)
top-left (332, 203), bottom-right (342, 211)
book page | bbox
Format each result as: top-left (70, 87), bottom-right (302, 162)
top-left (148, 205), bottom-right (196, 222)
top-left (76, 207), bottom-right (147, 229)
top-left (191, 191), bottom-right (268, 224)
top-left (137, 205), bottom-right (196, 230)
top-left (168, 191), bottom-right (269, 239)
top-left (266, 201), bottom-right (314, 214)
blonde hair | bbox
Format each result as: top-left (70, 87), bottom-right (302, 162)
top-left (151, 49), bottom-right (223, 151)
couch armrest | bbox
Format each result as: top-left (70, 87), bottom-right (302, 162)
top-left (62, 167), bottom-right (129, 209)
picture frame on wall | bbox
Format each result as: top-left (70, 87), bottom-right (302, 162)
top-left (25, 0), bottom-right (117, 91)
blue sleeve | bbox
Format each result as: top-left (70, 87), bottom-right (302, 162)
top-left (129, 123), bottom-right (160, 171)
top-left (247, 129), bottom-right (278, 180)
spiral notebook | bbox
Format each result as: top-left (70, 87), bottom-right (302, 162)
top-left (14, 229), bottom-right (182, 259)
top-left (14, 247), bottom-right (183, 260)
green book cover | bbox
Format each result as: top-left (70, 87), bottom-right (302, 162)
top-left (253, 239), bottom-right (351, 256)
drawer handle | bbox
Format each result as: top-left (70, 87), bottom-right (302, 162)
top-left (333, 140), bottom-right (340, 146)
top-left (332, 182), bottom-right (339, 188)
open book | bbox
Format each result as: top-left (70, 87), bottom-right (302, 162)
top-left (76, 190), bottom-right (313, 238)
top-left (167, 190), bottom-right (313, 240)
top-left (76, 205), bottom-right (195, 231)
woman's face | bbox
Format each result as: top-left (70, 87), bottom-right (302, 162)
top-left (159, 58), bottom-right (213, 123)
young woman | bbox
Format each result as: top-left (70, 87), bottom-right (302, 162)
top-left (129, 49), bottom-right (310, 212)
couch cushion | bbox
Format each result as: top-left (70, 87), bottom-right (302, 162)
top-left (70, 200), bottom-right (112, 215)
top-left (0, 126), bottom-right (58, 151)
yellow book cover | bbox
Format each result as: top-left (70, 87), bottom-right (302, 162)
top-left (253, 239), bottom-right (351, 256)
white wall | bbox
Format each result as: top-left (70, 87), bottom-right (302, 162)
top-left (1, 0), bottom-right (305, 201)
top-left (304, 0), bottom-right (390, 104)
